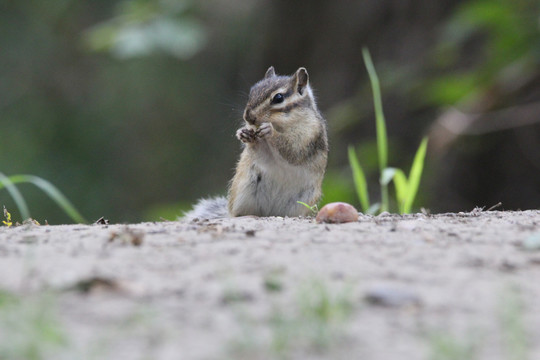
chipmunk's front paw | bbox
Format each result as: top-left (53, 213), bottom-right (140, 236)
top-left (256, 122), bottom-right (274, 139)
top-left (236, 127), bottom-right (257, 143)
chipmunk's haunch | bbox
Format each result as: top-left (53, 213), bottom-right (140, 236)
top-left (185, 67), bottom-right (328, 219)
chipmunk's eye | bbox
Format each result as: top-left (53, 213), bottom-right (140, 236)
top-left (271, 93), bottom-right (284, 104)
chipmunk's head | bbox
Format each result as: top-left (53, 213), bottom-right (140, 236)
top-left (243, 66), bottom-right (316, 126)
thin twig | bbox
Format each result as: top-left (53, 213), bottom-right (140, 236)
top-left (486, 202), bottom-right (503, 212)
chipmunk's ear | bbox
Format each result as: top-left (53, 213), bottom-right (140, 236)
top-left (264, 66), bottom-right (276, 79)
top-left (293, 67), bottom-right (309, 95)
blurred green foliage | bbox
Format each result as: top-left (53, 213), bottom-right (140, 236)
top-left (426, 0), bottom-right (539, 106)
top-left (85, 0), bottom-right (206, 59)
top-left (326, 0), bottom-right (540, 212)
top-left (0, 0), bottom-right (229, 223)
top-left (0, 0), bottom-right (538, 222)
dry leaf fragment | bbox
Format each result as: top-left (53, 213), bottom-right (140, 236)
top-left (94, 217), bottom-right (109, 225)
top-left (108, 227), bottom-right (144, 246)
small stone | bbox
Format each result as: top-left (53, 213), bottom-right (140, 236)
top-left (365, 285), bottom-right (422, 308)
top-left (221, 289), bottom-right (254, 305)
top-left (316, 202), bottom-right (359, 224)
top-left (68, 277), bottom-right (122, 294)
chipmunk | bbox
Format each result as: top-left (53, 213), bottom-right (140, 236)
top-left (185, 66), bottom-right (328, 219)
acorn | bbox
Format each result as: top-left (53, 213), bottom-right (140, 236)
top-left (316, 202), bottom-right (359, 224)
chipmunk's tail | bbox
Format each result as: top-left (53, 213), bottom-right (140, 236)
top-left (182, 196), bottom-right (229, 221)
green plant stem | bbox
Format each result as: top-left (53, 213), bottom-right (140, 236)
top-left (380, 185), bottom-right (389, 213)
top-left (347, 146), bottom-right (370, 213)
top-left (362, 48), bottom-right (389, 213)
top-left (351, 48), bottom-right (428, 215)
top-left (403, 137), bottom-right (428, 213)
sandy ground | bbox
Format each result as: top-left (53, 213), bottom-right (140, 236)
top-left (0, 210), bottom-right (540, 360)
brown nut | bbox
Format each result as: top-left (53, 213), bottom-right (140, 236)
top-left (316, 202), bottom-right (359, 224)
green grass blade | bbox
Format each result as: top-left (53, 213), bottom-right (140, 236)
top-left (7, 175), bottom-right (87, 223)
top-left (363, 47), bottom-right (389, 212)
top-left (0, 172), bottom-right (31, 220)
top-left (348, 146), bottom-right (370, 213)
top-left (392, 169), bottom-right (408, 214)
top-left (403, 137), bottom-right (428, 213)
top-left (296, 201), bottom-right (317, 215)
top-left (380, 168), bottom-right (397, 186)
top-left (362, 48), bottom-right (388, 171)
top-left (367, 203), bottom-right (381, 215)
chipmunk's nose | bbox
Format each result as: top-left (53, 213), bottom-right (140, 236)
top-left (244, 109), bottom-right (256, 125)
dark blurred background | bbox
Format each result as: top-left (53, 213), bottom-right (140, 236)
top-left (0, 0), bottom-right (539, 223)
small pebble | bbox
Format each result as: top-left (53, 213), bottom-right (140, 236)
top-left (221, 289), bottom-right (254, 305)
top-left (316, 202), bottom-right (359, 224)
top-left (365, 285), bottom-right (422, 308)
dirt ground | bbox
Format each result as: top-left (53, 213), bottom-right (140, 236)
top-left (0, 210), bottom-right (540, 360)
